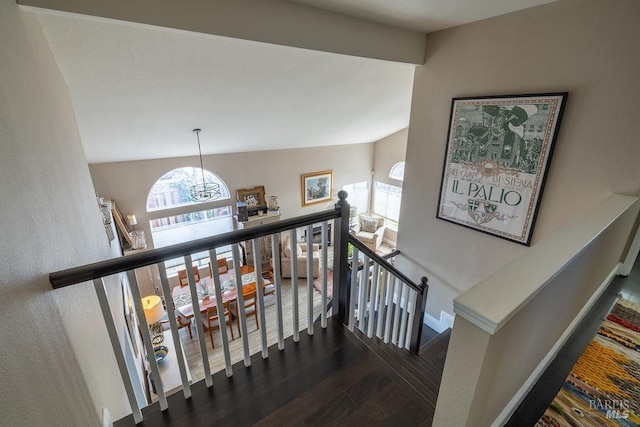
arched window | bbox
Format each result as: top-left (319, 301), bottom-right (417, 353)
top-left (146, 167), bottom-right (230, 212)
top-left (146, 168), bottom-right (233, 262)
top-left (389, 161), bottom-right (405, 181)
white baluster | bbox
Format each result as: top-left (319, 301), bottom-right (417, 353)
top-left (270, 233), bottom-right (285, 350)
top-left (348, 246), bottom-right (360, 332)
top-left (93, 278), bottom-right (143, 424)
top-left (289, 229), bottom-right (300, 342)
top-left (127, 270), bottom-right (168, 409)
top-left (306, 224), bottom-right (314, 335)
top-left (384, 276), bottom-right (396, 344)
top-left (157, 263), bottom-right (192, 395)
top-left (250, 239), bottom-right (269, 358)
top-left (231, 245), bottom-right (251, 367)
top-left (207, 249), bottom-right (233, 377)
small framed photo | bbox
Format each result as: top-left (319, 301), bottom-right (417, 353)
top-left (436, 92), bottom-right (568, 245)
top-left (301, 170), bottom-right (333, 207)
top-left (236, 186), bottom-right (266, 215)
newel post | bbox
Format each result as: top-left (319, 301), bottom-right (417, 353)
top-left (410, 277), bottom-right (429, 353)
top-left (332, 191), bottom-right (351, 325)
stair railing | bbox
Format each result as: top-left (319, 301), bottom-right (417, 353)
top-left (48, 191), bottom-right (427, 423)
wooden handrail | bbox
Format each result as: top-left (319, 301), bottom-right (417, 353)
top-left (50, 209), bottom-right (339, 289)
top-left (347, 235), bottom-right (427, 295)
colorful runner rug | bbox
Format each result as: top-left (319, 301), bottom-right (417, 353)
top-left (537, 298), bottom-right (640, 426)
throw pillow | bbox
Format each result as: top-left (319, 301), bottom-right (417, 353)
top-left (282, 236), bottom-right (292, 257)
top-left (360, 216), bottom-right (379, 233)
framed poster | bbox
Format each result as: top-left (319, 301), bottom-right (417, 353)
top-left (436, 93), bottom-right (568, 245)
top-left (301, 170), bottom-right (333, 207)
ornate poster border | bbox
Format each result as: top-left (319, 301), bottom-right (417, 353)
top-left (436, 92), bottom-right (568, 245)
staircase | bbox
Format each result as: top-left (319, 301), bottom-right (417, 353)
top-left (346, 325), bottom-right (452, 410)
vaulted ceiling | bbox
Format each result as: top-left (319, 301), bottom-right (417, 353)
top-left (21, 0), bottom-right (556, 163)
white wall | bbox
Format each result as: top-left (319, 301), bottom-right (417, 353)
top-left (398, 0), bottom-right (640, 315)
top-left (0, 1), bottom-right (127, 424)
top-left (90, 143), bottom-right (373, 243)
top-left (434, 194), bottom-right (639, 426)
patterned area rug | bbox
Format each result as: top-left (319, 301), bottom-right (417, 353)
top-left (313, 270), bottom-right (333, 298)
top-left (537, 298), bottom-right (640, 426)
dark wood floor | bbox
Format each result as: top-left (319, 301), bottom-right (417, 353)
top-left (116, 319), bottom-right (450, 426)
top-left (507, 254), bottom-right (640, 425)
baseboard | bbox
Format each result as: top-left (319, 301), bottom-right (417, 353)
top-left (490, 262), bottom-right (622, 427)
top-left (424, 310), bottom-right (455, 333)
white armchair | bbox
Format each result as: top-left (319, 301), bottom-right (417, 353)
top-left (351, 215), bottom-right (386, 252)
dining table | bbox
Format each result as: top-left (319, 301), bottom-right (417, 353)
top-left (172, 265), bottom-right (270, 320)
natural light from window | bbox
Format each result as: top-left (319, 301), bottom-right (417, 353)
top-left (389, 161), bottom-right (405, 181)
top-left (146, 167), bottom-right (230, 212)
top-left (146, 167), bottom-right (233, 266)
top-left (373, 181), bottom-right (402, 228)
top-left (342, 181), bottom-right (369, 215)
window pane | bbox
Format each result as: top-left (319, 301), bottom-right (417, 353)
top-left (342, 181), bottom-right (369, 215)
top-left (373, 181), bottom-right (402, 223)
top-left (389, 162), bottom-right (405, 181)
top-left (146, 167), bottom-right (230, 211)
top-left (150, 206), bottom-right (233, 266)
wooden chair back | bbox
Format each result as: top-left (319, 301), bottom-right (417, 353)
top-left (208, 258), bottom-right (229, 277)
top-left (238, 289), bottom-right (259, 332)
top-left (204, 305), bottom-right (234, 347)
top-left (178, 266), bottom-right (201, 287)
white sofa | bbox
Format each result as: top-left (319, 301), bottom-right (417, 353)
top-left (351, 215), bottom-right (386, 252)
top-left (279, 234), bottom-right (320, 278)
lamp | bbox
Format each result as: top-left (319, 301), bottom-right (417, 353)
top-left (142, 295), bottom-right (165, 344)
top-left (190, 128), bottom-right (221, 202)
top-left (126, 214), bottom-right (137, 231)
top-left (349, 206), bottom-right (358, 228)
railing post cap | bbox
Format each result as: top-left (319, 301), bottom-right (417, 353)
top-left (337, 190), bottom-right (348, 202)
top-left (420, 277), bottom-right (428, 290)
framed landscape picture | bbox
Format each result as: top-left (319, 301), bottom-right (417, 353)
top-left (301, 170), bottom-right (333, 207)
top-left (436, 92), bottom-right (568, 245)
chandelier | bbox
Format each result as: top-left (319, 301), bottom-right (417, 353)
top-left (190, 128), bottom-right (221, 202)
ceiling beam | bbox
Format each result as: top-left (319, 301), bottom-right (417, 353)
top-left (17, 0), bottom-right (426, 64)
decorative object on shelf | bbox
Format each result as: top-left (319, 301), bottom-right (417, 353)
top-left (237, 186), bottom-right (267, 215)
top-left (236, 201), bottom-right (248, 222)
top-left (301, 170), bottom-right (333, 207)
top-left (146, 345), bottom-right (169, 363)
top-left (111, 201), bottom-right (134, 248)
top-left (267, 195), bottom-right (279, 211)
top-left (125, 212), bottom-right (147, 249)
top-left (436, 92), bottom-right (568, 246)
top-left (142, 295), bottom-right (165, 345)
top-left (99, 199), bottom-right (115, 241)
top-left (189, 128), bottom-right (221, 202)
top-left (129, 231), bottom-right (147, 250)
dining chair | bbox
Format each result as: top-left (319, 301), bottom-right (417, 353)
top-left (234, 289), bottom-right (259, 335)
top-left (209, 258), bottom-right (229, 277)
top-left (178, 266), bottom-right (201, 287)
top-left (161, 309), bottom-right (193, 339)
top-left (203, 305), bottom-right (234, 348)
